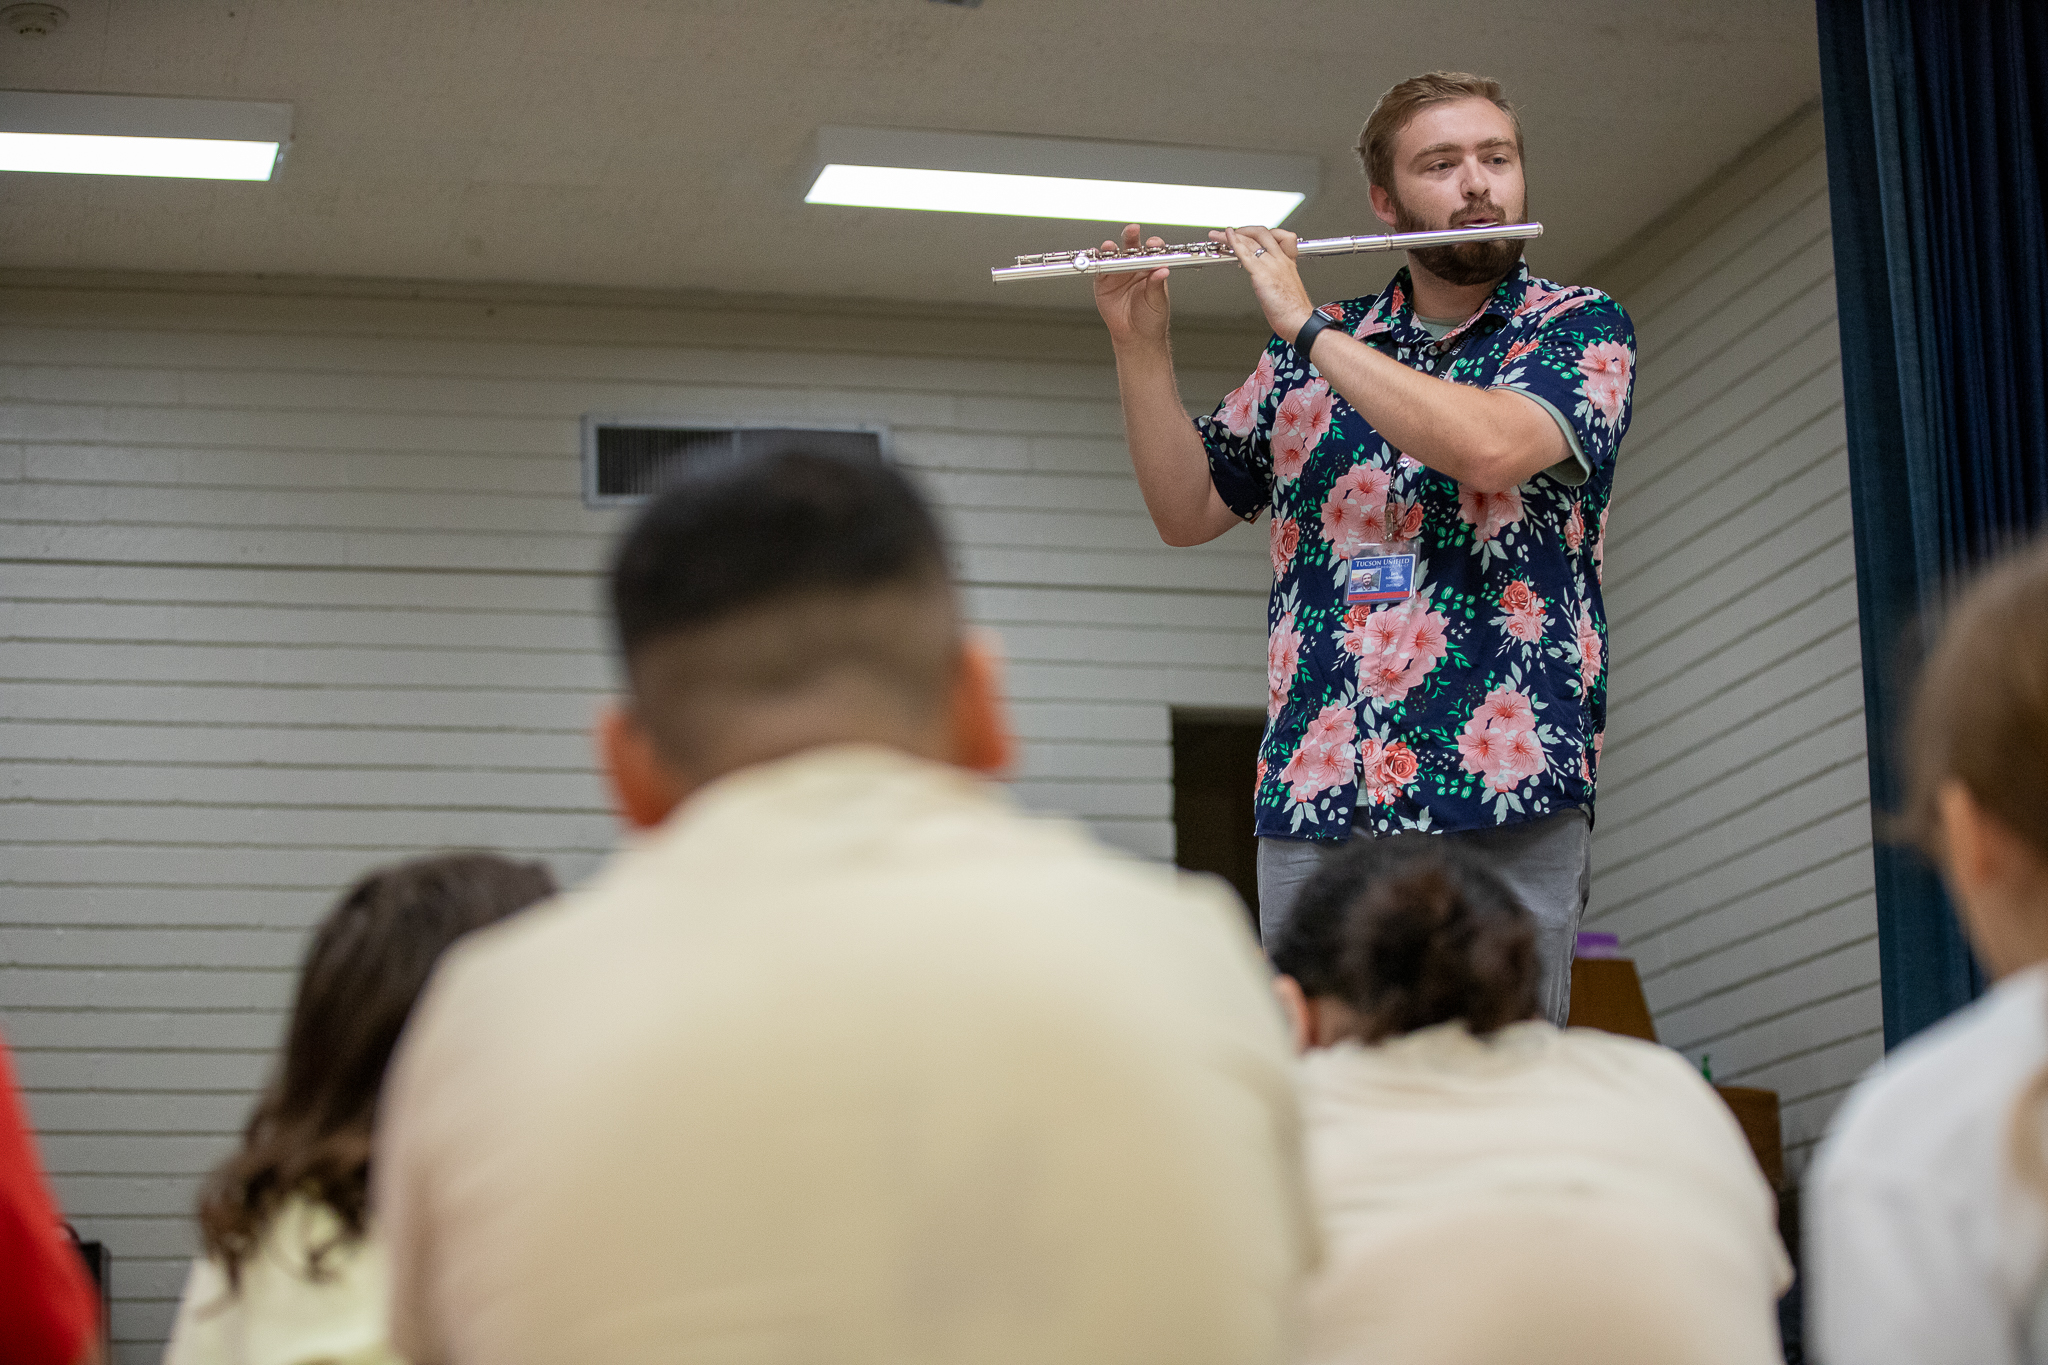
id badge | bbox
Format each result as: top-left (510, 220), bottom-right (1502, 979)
top-left (1346, 542), bottom-right (1417, 604)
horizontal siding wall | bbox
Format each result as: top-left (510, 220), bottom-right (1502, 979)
top-left (0, 278), bottom-right (1272, 1363)
top-left (1584, 104), bottom-right (1881, 1180)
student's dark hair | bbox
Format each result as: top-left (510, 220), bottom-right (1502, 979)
top-left (606, 446), bottom-right (960, 765)
top-left (1899, 534), bottom-right (2048, 1197)
top-left (609, 446), bottom-right (950, 668)
top-left (1271, 835), bottom-right (1538, 1042)
top-left (196, 852), bottom-right (555, 1289)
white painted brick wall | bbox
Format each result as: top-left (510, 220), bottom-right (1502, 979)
top-left (0, 280), bottom-right (1271, 1361)
top-left (1584, 105), bottom-right (1882, 1180)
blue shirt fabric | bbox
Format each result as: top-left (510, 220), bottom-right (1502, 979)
top-left (1199, 262), bottom-right (1636, 841)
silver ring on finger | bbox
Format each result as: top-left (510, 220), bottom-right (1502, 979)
top-left (1253, 247), bottom-right (1267, 257)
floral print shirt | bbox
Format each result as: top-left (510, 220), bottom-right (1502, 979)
top-left (1199, 261), bottom-right (1636, 841)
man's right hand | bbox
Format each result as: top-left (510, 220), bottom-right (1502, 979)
top-left (1092, 224), bottom-right (1173, 348)
top-left (1091, 223), bottom-right (1241, 547)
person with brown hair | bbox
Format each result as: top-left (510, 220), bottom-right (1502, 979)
top-left (1809, 534), bottom-right (2048, 1364)
top-left (1270, 835), bottom-right (1789, 1365)
top-left (161, 852), bottom-right (556, 1365)
top-left (1093, 71), bottom-right (1635, 1026)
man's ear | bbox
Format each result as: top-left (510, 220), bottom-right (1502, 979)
top-left (1939, 780), bottom-right (1998, 904)
top-left (1368, 182), bottom-right (1398, 230)
top-left (1272, 974), bottom-right (1314, 1055)
top-left (597, 701), bottom-right (687, 831)
top-left (948, 632), bottom-right (1017, 777)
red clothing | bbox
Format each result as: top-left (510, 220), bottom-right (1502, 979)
top-left (0, 1031), bottom-right (98, 1365)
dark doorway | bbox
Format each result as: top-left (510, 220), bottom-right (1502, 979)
top-left (1170, 710), bottom-right (1265, 935)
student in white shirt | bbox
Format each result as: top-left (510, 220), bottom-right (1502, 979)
top-left (371, 445), bottom-right (1315, 1365)
top-left (1269, 835), bottom-right (1790, 1365)
top-left (163, 853), bottom-right (554, 1365)
top-left (1810, 535), bottom-right (2048, 1365)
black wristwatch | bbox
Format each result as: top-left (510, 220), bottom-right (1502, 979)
top-left (1293, 311), bottom-right (1336, 362)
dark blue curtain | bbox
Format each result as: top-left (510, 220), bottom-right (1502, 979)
top-left (1816, 0), bottom-right (2048, 1047)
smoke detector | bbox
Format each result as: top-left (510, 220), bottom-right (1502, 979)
top-left (3, 4), bottom-right (67, 37)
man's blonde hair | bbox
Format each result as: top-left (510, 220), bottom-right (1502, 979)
top-left (1356, 71), bottom-right (1523, 191)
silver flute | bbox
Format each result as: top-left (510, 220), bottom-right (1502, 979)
top-left (990, 220), bottom-right (1543, 283)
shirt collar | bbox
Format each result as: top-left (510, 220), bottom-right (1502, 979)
top-left (1356, 260), bottom-right (1534, 347)
top-left (638, 742), bottom-right (1001, 867)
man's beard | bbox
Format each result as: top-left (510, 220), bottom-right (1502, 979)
top-left (1391, 195), bottom-right (1526, 287)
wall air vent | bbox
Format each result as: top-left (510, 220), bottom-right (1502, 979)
top-left (581, 421), bottom-right (888, 508)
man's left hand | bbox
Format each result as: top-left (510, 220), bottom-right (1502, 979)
top-left (1215, 226), bottom-right (1317, 344)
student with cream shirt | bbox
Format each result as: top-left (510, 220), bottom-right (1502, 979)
top-left (1269, 835), bottom-right (1789, 1365)
top-left (372, 445), bottom-right (1315, 1365)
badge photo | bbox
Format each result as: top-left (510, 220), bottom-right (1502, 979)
top-left (1347, 543), bottom-right (1417, 605)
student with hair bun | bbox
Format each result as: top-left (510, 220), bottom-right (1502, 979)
top-left (1270, 835), bottom-right (1789, 1365)
top-left (1810, 534), bottom-right (2048, 1365)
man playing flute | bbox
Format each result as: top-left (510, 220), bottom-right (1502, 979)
top-left (1094, 71), bottom-right (1636, 1023)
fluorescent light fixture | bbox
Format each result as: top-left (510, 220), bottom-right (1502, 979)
top-left (0, 132), bottom-right (279, 179)
top-left (0, 91), bottom-right (291, 180)
top-left (808, 166), bottom-right (1303, 229)
top-left (806, 127), bottom-right (1315, 229)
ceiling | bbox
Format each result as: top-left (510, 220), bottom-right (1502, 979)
top-left (0, 0), bottom-right (1823, 318)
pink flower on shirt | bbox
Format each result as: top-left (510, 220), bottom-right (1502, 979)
top-left (1517, 281), bottom-right (1564, 317)
top-left (1268, 609), bottom-right (1303, 719)
top-left (1457, 723), bottom-right (1507, 778)
top-left (1320, 463), bottom-right (1393, 559)
top-left (1579, 340), bottom-right (1633, 426)
top-left (1359, 735), bottom-right (1420, 806)
top-left (1563, 501), bottom-right (1586, 552)
top-left (1458, 485), bottom-right (1524, 543)
top-left (1272, 379), bottom-right (1334, 484)
top-left (1475, 686), bottom-right (1538, 732)
top-left (1492, 728), bottom-right (1548, 790)
top-left (1343, 596), bottom-right (1450, 703)
top-left (1218, 351), bottom-right (1278, 437)
top-left (1457, 687), bottom-right (1547, 794)
top-left (1498, 580), bottom-right (1547, 641)
top-left (1594, 504), bottom-right (1610, 584)
top-left (1387, 499), bottom-right (1425, 542)
top-left (1505, 605), bottom-right (1547, 642)
top-left (1576, 602), bottom-right (1603, 696)
top-left (1281, 703), bottom-right (1358, 803)
top-left (1269, 515), bottom-right (1301, 579)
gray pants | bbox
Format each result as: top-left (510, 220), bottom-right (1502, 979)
top-left (1255, 809), bottom-right (1592, 1026)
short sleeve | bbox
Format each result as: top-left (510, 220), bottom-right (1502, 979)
top-left (1492, 294), bottom-right (1637, 474)
top-left (1195, 342), bottom-right (1287, 522)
